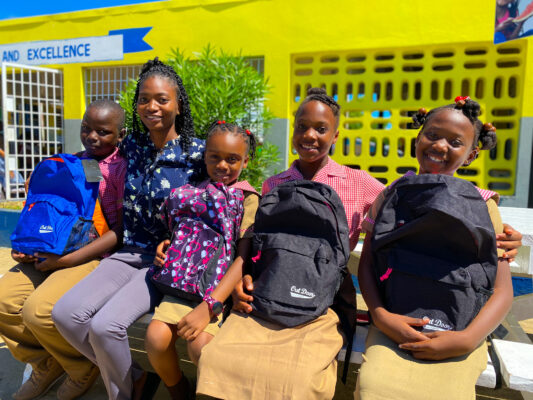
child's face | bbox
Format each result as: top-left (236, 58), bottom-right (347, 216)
top-left (137, 76), bottom-right (180, 134)
top-left (80, 106), bottom-right (122, 160)
top-left (415, 109), bottom-right (478, 176)
top-left (204, 131), bottom-right (249, 185)
top-left (292, 101), bottom-right (339, 165)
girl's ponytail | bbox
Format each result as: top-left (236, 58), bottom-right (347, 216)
top-left (478, 122), bottom-right (497, 150)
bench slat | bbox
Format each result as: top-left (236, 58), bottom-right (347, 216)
top-left (492, 339), bottom-right (533, 392)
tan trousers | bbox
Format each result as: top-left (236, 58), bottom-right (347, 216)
top-left (0, 261), bottom-right (99, 379)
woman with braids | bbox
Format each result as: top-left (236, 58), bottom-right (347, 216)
top-left (354, 97), bottom-right (513, 400)
top-left (145, 120), bottom-right (260, 400)
top-left (53, 58), bottom-right (205, 400)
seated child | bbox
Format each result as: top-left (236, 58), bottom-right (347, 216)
top-left (0, 99), bottom-right (126, 400)
top-left (197, 88), bottom-right (384, 400)
top-left (355, 97), bottom-right (514, 400)
top-left (144, 121), bottom-right (259, 400)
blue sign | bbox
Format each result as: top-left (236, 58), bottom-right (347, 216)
top-left (109, 27), bottom-right (153, 53)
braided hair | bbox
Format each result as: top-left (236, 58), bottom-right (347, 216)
top-left (131, 57), bottom-right (195, 151)
top-left (296, 87), bottom-right (341, 128)
top-left (205, 120), bottom-right (257, 160)
top-left (412, 97), bottom-right (497, 150)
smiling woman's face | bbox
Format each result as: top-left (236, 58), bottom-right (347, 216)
top-left (136, 76), bottom-right (180, 135)
top-left (292, 100), bottom-right (339, 166)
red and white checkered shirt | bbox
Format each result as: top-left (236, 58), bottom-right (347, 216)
top-left (81, 147), bottom-right (126, 230)
top-left (262, 158), bottom-right (384, 249)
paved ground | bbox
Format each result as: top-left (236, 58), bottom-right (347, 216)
top-left (0, 246), bottom-right (531, 400)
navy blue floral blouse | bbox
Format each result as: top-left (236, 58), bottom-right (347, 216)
top-left (119, 133), bottom-right (206, 253)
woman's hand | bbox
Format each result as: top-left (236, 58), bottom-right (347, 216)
top-left (33, 253), bottom-right (73, 271)
top-left (373, 308), bottom-right (429, 345)
top-left (176, 302), bottom-right (212, 341)
top-left (497, 224), bottom-right (522, 262)
top-left (11, 250), bottom-right (37, 264)
top-left (231, 274), bottom-right (254, 313)
top-left (399, 330), bottom-right (475, 360)
top-left (154, 239), bottom-right (170, 267)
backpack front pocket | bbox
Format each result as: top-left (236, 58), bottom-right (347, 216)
top-left (251, 232), bottom-right (341, 326)
top-left (379, 247), bottom-right (488, 331)
top-left (151, 217), bottom-right (225, 299)
top-left (11, 195), bottom-right (78, 254)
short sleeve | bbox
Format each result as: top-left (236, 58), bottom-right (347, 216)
top-left (486, 197), bottom-right (505, 258)
top-left (239, 192), bottom-right (260, 239)
top-left (362, 187), bottom-right (389, 234)
top-left (363, 172), bottom-right (385, 217)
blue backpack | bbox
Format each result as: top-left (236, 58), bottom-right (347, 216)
top-left (11, 154), bottom-right (109, 255)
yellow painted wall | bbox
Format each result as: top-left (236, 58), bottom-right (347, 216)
top-left (1, 0), bottom-right (531, 120)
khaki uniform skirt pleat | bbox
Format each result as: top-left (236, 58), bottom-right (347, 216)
top-left (354, 325), bottom-right (487, 400)
top-left (197, 308), bottom-right (343, 400)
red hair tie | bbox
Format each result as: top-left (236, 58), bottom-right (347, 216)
top-left (454, 96), bottom-right (470, 107)
top-left (217, 120), bottom-right (226, 125)
top-left (245, 129), bottom-right (251, 136)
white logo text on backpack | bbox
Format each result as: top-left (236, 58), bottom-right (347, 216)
top-left (290, 286), bottom-right (315, 299)
top-left (39, 225), bottom-right (53, 233)
top-left (423, 317), bottom-right (453, 332)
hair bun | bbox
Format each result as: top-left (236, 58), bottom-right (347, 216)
top-left (307, 87), bottom-right (328, 96)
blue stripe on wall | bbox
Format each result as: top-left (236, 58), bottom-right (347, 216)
top-left (1, 0), bottom-right (168, 21)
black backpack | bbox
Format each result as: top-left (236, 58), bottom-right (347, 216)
top-left (372, 174), bottom-right (498, 332)
top-left (250, 180), bottom-right (351, 326)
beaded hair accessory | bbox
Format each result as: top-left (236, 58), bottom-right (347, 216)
top-left (483, 122), bottom-right (496, 133)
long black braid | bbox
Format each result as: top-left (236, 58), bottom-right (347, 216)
top-left (131, 57), bottom-right (195, 151)
top-left (412, 97), bottom-right (497, 150)
top-left (206, 120), bottom-right (257, 160)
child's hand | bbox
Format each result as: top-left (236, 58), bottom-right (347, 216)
top-left (154, 239), bottom-right (170, 267)
top-left (33, 253), bottom-right (72, 271)
top-left (399, 330), bottom-right (474, 360)
top-left (496, 19), bottom-right (515, 32)
top-left (231, 274), bottom-right (254, 313)
top-left (11, 250), bottom-right (37, 264)
top-left (497, 224), bottom-right (522, 262)
top-left (176, 302), bottom-right (211, 341)
top-left (373, 309), bottom-right (430, 344)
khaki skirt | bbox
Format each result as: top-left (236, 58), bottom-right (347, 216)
top-left (197, 309), bottom-right (343, 400)
top-left (354, 325), bottom-right (487, 400)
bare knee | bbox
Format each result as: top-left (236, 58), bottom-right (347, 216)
top-left (187, 332), bottom-right (213, 365)
top-left (145, 319), bottom-right (177, 355)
